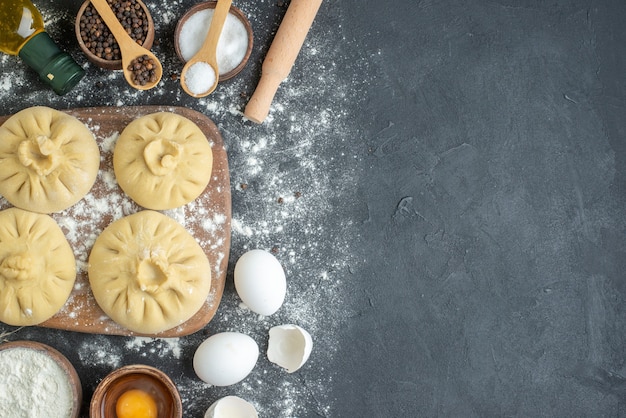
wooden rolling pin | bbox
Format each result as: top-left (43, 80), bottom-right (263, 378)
top-left (244, 0), bottom-right (323, 123)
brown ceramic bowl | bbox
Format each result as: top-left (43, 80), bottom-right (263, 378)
top-left (90, 364), bottom-right (182, 418)
top-left (75, 0), bottom-right (155, 70)
top-left (0, 340), bottom-right (82, 418)
top-left (174, 1), bottom-right (253, 81)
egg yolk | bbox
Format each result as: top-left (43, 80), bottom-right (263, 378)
top-left (115, 389), bottom-right (158, 418)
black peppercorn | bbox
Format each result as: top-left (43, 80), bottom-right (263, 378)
top-left (80, 0), bottom-right (149, 62)
top-left (128, 55), bottom-right (158, 86)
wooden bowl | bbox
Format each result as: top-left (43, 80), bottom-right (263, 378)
top-left (174, 1), bottom-right (253, 81)
top-left (0, 340), bottom-right (82, 418)
top-left (75, 0), bottom-right (155, 70)
top-left (90, 364), bottom-right (182, 418)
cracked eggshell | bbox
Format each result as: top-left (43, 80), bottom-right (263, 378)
top-left (267, 324), bottom-right (313, 373)
top-left (234, 249), bottom-right (286, 316)
top-left (204, 396), bottom-right (258, 418)
top-left (193, 332), bottom-right (259, 386)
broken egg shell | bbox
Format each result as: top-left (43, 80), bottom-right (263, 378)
top-left (267, 324), bottom-right (313, 373)
top-left (204, 395), bottom-right (258, 418)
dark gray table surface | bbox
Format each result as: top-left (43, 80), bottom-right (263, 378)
top-left (1, 0), bottom-right (625, 416)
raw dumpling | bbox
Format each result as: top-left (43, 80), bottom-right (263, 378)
top-left (0, 207), bottom-right (76, 326)
top-left (113, 112), bottom-right (213, 210)
top-left (88, 210), bottom-right (212, 334)
top-left (0, 106), bottom-right (99, 213)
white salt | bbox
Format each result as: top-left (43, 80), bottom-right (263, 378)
top-left (185, 61), bottom-right (216, 95)
top-left (178, 9), bottom-right (249, 74)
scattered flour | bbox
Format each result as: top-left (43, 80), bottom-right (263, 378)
top-left (100, 131), bottom-right (119, 153)
top-left (125, 337), bottom-right (183, 359)
top-left (77, 336), bottom-right (122, 369)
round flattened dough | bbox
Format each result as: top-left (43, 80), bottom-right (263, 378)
top-left (0, 106), bottom-right (100, 213)
top-left (88, 210), bottom-right (212, 334)
top-left (113, 112), bottom-right (213, 210)
top-left (0, 207), bottom-right (77, 326)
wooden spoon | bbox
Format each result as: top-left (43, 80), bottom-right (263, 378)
top-left (180, 0), bottom-right (232, 97)
top-left (90, 0), bottom-right (163, 90)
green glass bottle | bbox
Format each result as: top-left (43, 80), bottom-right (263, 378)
top-left (0, 0), bottom-right (84, 95)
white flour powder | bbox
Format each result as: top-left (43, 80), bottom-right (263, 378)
top-left (0, 347), bottom-right (73, 418)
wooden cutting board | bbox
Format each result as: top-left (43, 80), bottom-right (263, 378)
top-left (0, 106), bottom-right (231, 337)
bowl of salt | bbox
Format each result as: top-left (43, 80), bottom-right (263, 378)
top-left (174, 1), bottom-right (253, 82)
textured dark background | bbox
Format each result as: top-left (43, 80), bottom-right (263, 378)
top-left (0, 0), bottom-right (625, 416)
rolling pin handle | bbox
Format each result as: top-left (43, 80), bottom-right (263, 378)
top-left (244, 0), bottom-right (323, 124)
top-left (244, 71), bottom-right (283, 124)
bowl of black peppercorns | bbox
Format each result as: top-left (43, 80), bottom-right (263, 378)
top-left (75, 0), bottom-right (155, 70)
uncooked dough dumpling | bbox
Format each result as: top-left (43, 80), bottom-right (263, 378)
top-left (113, 112), bottom-right (213, 210)
top-left (0, 207), bottom-right (77, 326)
top-left (0, 106), bottom-right (99, 213)
top-left (88, 210), bottom-right (212, 334)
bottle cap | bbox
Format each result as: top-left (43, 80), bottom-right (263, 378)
top-left (18, 32), bottom-right (85, 95)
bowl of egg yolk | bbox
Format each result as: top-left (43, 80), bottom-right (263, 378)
top-left (90, 364), bottom-right (182, 418)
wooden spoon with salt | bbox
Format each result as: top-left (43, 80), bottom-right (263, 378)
top-left (180, 0), bottom-right (232, 97)
top-left (90, 0), bottom-right (163, 90)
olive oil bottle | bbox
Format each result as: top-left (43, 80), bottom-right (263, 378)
top-left (0, 0), bottom-right (84, 95)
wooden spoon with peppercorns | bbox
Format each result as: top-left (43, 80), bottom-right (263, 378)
top-left (90, 0), bottom-right (162, 90)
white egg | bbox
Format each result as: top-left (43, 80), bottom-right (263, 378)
top-left (267, 324), bottom-right (313, 373)
top-left (234, 249), bottom-right (286, 316)
top-left (193, 332), bottom-right (259, 386)
top-left (204, 395), bottom-right (258, 418)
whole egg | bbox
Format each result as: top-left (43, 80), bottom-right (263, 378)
top-left (234, 249), bottom-right (286, 316)
top-left (193, 332), bottom-right (259, 386)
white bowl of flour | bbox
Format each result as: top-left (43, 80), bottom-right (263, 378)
top-left (0, 341), bottom-right (82, 418)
